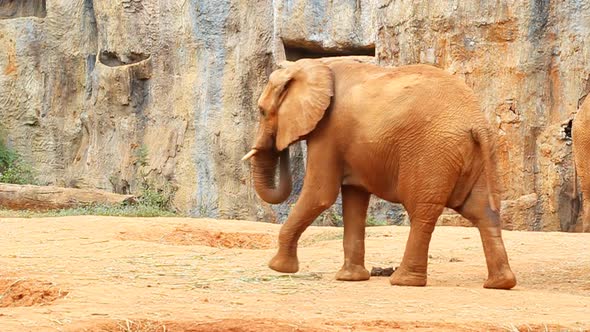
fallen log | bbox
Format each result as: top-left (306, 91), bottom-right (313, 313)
top-left (0, 183), bottom-right (137, 211)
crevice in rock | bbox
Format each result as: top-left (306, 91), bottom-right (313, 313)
top-left (82, 0), bottom-right (97, 100)
top-left (99, 51), bottom-right (150, 67)
top-left (83, 0), bottom-right (97, 33)
top-left (131, 77), bottom-right (150, 119)
top-left (577, 74), bottom-right (590, 109)
top-left (283, 39), bottom-right (375, 61)
top-left (0, 0), bottom-right (46, 19)
top-left (528, 126), bottom-right (543, 231)
top-left (85, 54), bottom-right (96, 99)
top-left (563, 119), bottom-right (573, 140)
top-left (83, 0), bottom-right (98, 50)
top-left (528, 0), bottom-right (550, 41)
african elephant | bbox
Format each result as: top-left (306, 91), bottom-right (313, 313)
top-left (573, 97), bottom-right (590, 232)
top-left (242, 57), bottom-right (517, 289)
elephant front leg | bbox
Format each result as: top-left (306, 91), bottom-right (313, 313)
top-left (335, 185), bottom-right (371, 281)
top-left (269, 181), bottom-right (340, 274)
top-left (390, 203), bottom-right (443, 287)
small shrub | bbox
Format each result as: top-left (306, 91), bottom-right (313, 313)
top-left (56, 203), bottom-right (178, 217)
top-left (134, 145), bottom-right (149, 167)
top-left (366, 216), bottom-right (388, 227)
top-left (0, 157), bottom-right (37, 185)
top-left (133, 145), bottom-right (176, 212)
top-left (0, 204), bottom-right (179, 218)
top-left (138, 182), bottom-right (175, 211)
top-left (0, 142), bottom-right (17, 171)
top-left (0, 130), bottom-right (36, 185)
top-left (313, 209), bottom-right (343, 227)
top-left (312, 213), bottom-right (389, 227)
top-left (193, 197), bottom-right (218, 217)
top-left (0, 130), bottom-right (17, 173)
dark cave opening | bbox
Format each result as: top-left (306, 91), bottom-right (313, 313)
top-left (563, 119), bottom-right (573, 140)
top-left (0, 0), bottom-right (46, 19)
top-left (99, 50), bottom-right (150, 67)
top-left (283, 40), bottom-right (375, 61)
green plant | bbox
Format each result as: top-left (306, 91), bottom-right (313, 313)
top-left (133, 145), bottom-right (176, 212)
top-left (193, 196), bottom-right (218, 217)
top-left (313, 208), bottom-right (343, 227)
top-left (134, 145), bottom-right (149, 167)
top-left (0, 159), bottom-right (36, 184)
top-left (138, 180), bottom-right (175, 211)
top-left (366, 216), bottom-right (388, 227)
top-left (0, 130), bottom-right (37, 185)
top-left (0, 204), bottom-right (180, 218)
top-left (0, 129), bottom-right (17, 173)
top-left (0, 145), bottom-right (16, 172)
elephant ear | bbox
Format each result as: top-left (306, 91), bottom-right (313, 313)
top-left (275, 59), bottom-right (334, 151)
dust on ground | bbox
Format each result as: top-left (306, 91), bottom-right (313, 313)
top-left (0, 216), bottom-right (588, 331)
top-left (0, 276), bottom-right (67, 308)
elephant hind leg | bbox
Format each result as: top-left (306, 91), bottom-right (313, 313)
top-left (457, 177), bottom-right (516, 289)
top-left (578, 167), bottom-right (590, 232)
top-left (581, 192), bottom-right (590, 232)
top-left (390, 202), bottom-right (444, 287)
top-left (573, 114), bottom-right (590, 232)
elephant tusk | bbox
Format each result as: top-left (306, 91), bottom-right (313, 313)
top-left (241, 149), bottom-right (258, 161)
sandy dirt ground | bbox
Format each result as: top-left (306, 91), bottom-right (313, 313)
top-left (0, 216), bottom-right (589, 331)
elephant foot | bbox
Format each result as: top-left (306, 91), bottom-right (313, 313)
top-left (389, 266), bottom-right (427, 287)
top-left (335, 264), bottom-right (370, 281)
top-left (483, 270), bottom-right (517, 290)
top-left (268, 254), bottom-right (299, 273)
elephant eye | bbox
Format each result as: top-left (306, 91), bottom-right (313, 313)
top-left (259, 108), bottom-right (266, 117)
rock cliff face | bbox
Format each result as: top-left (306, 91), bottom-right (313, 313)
top-left (1, 0), bottom-right (588, 231)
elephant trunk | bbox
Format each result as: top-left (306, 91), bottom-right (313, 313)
top-left (251, 148), bottom-right (292, 204)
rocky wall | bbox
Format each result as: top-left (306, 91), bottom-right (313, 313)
top-left (0, 0), bottom-right (275, 220)
top-left (1, 0), bottom-right (589, 231)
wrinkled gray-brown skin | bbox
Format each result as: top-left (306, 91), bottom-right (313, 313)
top-left (573, 98), bottom-right (590, 232)
top-left (246, 57), bottom-right (516, 289)
top-left (251, 149), bottom-right (292, 205)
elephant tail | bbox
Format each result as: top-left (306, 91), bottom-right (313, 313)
top-left (472, 127), bottom-right (501, 212)
top-left (572, 158), bottom-right (578, 199)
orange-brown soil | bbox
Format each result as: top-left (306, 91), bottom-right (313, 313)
top-left (0, 277), bottom-right (67, 308)
top-left (0, 216), bottom-right (588, 331)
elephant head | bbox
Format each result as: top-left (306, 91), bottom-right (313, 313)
top-left (242, 59), bottom-right (334, 204)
